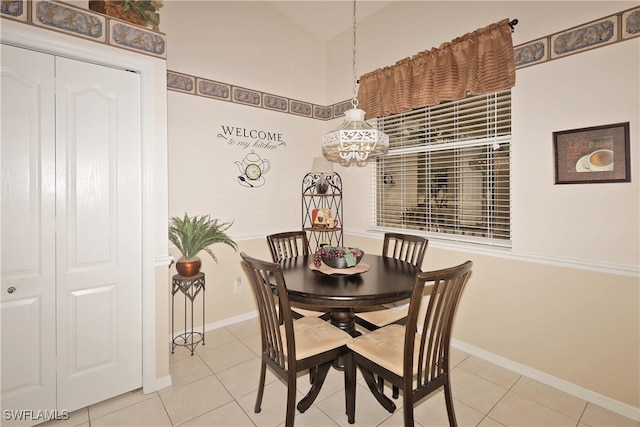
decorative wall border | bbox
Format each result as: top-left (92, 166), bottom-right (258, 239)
top-left (168, 5), bottom-right (639, 120)
top-left (2, 2), bottom-right (637, 119)
top-left (514, 6), bottom-right (639, 69)
top-left (166, 69), bottom-right (339, 120)
top-left (1, 0), bottom-right (166, 58)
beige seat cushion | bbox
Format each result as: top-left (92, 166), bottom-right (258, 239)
top-left (274, 300), bottom-right (327, 317)
top-left (357, 295), bottom-right (430, 328)
top-left (291, 303), bottom-right (328, 317)
top-left (281, 317), bottom-right (351, 360)
top-left (347, 324), bottom-right (420, 376)
top-left (356, 305), bottom-right (408, 328)
top-left (293, 308), bottom-right (327, 317)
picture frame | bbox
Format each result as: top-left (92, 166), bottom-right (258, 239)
top-left (553, 122), bottom-right (630, 184)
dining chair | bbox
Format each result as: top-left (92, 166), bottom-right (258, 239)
top-left (240, 252), bottom-right (355, 426)
top-left (267, 230), bottom-right (310, 262)
top-left (347, 260), bottom-right (473, 427)
top-left (355, 233), bottom-right (429, 331)
top-left (266, 231), bottom-right (329, 320)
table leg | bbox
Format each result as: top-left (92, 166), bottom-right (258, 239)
top-left (330, 308), bottom-right (360, 371)
top-left (330, 308), bottom-right (361, 337)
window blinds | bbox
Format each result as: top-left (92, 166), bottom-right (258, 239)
top-left (374, 90), bottom-right (512, 246)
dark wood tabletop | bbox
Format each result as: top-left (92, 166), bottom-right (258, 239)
top-left (280, 254), bottom-right (420, 335)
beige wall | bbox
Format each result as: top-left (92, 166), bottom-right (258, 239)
top-left (159, 0), bottom-right (639, 414)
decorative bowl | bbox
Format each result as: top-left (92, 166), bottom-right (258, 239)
top-left (319, 246), bottom-right (364, 269)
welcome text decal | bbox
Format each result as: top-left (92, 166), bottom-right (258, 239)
top-left (217, 125), bottom-right (286, 150)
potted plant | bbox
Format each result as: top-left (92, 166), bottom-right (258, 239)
top-left (169, 213), bottom-right (237, 277)
top-left (89, 0), bottom-right (163, 31)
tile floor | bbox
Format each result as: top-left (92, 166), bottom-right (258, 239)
top-left (40, 318), bottom-right (638, 427)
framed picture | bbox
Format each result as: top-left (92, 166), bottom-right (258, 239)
top-left (553, 122), bottom-right (630, 184)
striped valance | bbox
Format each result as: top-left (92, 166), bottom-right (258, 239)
top-left (358, 19), bottom-right (516, 119)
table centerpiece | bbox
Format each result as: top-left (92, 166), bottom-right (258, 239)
top-left (313, 245), bottom-right (364, 269)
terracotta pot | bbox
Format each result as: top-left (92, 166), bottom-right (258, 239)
top-left (89, 1), bottom-right (144, 26)
top-left (176, 256), bottom-right (201, 277)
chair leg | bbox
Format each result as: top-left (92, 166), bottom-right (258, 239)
top-left (402, 400), bottom-right (414, 427)
top-left (285, 373), bottom-right (297, 427)
top-left (344, 352), bottom-right (356, 424)
top-left (444, 381), bottom-right (458, 427)
top-left (402, 388), bottom-right (415, 427)
top-left (254, 361), bottom-right (267, 413)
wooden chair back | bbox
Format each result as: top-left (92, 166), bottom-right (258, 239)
top-left (404, 260), bottom-right (473, 424)
top-left (267, 231), bottom-right (310, 262)
top-left (382, 232), bottom-right (428, 268)
top-left (241, 252), bottom-right (295, 372)
top-left (266, 231), bottom-right (328, 320)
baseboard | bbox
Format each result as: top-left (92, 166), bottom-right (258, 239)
top-left (203, 311), bottom-right (258, 332)
top-left (169, 311), bottom-right (258, 340)
top-left (168, 313), bottom-right (639, 421)
top-left (451, 338), bottom-right (640, 422)
top-left (142, 375), bottom-right (172, 394)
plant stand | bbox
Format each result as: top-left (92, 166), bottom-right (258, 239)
top-left (171, 273), bottom-right (205, 355)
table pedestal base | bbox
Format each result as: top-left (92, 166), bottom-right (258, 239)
top-left (330, 308), bottom-right (361, 337)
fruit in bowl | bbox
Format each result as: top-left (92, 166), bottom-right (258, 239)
top-left (314, 245), bottom-right (364, 269)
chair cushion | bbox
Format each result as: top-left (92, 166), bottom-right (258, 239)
top-left (293, 307), bottom-right (327, 317)
top-left (356, 306), bottom-right (408, 328)
top-left (347, 324), bottom-right (420, 376)
top-left (291, 303), bottom-right (328, 317)
top-left (356, 295), bottom-right (430, 328)
top-left (281, 317), bottom-right (351, 360)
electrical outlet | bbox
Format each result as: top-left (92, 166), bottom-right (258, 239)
top-left (234, 276), bottom-right (242, 293)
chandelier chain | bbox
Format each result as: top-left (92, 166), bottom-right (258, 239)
top-left (351, 0), bottom-right (358, 109)
top-left (320, 0), bottom-right (389, 163)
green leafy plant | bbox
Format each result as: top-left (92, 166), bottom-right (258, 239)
top-left (169, 213), bottom-right (237, 263)
top-left (122, 0), bottom-right (163, 30)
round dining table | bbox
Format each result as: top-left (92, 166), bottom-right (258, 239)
top-left (279, 254), bottom-right (420, 336)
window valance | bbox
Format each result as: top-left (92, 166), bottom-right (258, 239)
top-left (357, 19), bottom-right (516, 119)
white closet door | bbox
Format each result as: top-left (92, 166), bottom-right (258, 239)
top-left (54, 57), bottom-right (142, 411)
top-left (1, 44), bottom-right (57, 423)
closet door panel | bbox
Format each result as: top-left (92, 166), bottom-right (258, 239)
top-left (55, 57), bottom-right (142, 412)
top-left (0, 44), bottom-right (57, 423)
top-left (0, 41), bottom-right (56, 425)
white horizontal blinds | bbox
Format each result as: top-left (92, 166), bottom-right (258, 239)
top-left (376, 90), bottom-right (511, 245)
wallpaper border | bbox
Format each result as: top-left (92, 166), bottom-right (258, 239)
top-left (169, 5), bottom-right (639, 120)
top-left (2, 2), bottom-right (638, 121)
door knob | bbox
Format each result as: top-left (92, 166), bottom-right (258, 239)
top-left (7, 286), bottom-right (16, 294)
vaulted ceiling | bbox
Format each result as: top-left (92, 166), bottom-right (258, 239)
top-left (264, 1), bottom-right (393, 41)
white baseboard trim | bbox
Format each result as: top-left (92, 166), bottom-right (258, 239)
top-left (142, 375), bottom-right (172, 394)
top-left (169, 311), bottom-right (258, 340)
top-left (204, 311), bottom-right (258, 332)
top-left (451, 339), bottom-right (640, 422)
top-left (167, 313), bottom-right (639, 421)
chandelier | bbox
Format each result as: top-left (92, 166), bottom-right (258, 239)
top-left (322, 0), bottom-right (388, 163)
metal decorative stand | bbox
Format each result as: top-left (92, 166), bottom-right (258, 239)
top-left (171, 272), bottom-right (205, 355)
top-left (302, 172), bottom-right (343, 251)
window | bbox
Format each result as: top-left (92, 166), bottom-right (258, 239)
top-left (375, 90), bottom-right (511, 246)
